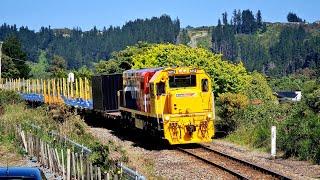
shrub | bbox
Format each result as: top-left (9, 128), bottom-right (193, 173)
top-left (95, 43), bottom-right (251, 95)
top-left (0, 90), bottom-right (22, 106)
top-left (216, 93), bottom-right (249, 133)
top-left (306, 89), bottom-right (320, 113)
top-left (226, 102), bottom-right (292, 149)
top-left (243, 72), bottom-right (277, 103)
top-left (279, 103), bottom-right (320, 163)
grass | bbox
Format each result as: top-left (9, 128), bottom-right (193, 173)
top-left (0, 97), bottom-right (128, 172)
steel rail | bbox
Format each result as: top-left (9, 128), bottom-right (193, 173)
top-left (176, 147), bottom-right (249, 179)
top-left (177, 144), bottom-right (291, 180)
top-left (199, 144), bottom-right (291, 180)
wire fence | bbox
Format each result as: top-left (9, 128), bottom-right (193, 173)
top-left (15, 124), bottom-right (146, 180)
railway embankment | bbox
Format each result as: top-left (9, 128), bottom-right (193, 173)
top-left (0, 90), bottom-right (128, 178)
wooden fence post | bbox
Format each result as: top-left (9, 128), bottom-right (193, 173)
top-left (97, 167), bottom-right (101, 180)
top-left (61, 149), bottom-right (65, 180)
top-left (55, 148), bottom-right (61, 173)
top-left (80, 153), bottom-right (84, 180)
top-left (20, 130), bottom-right (28, 153)
top-left (67, 149), bottom-right (71, 180)
top-left (72, 151), bottom-right (76, 179)
top-left (90, 162), bottom-right (93, 180)
top-left (76, 153), bottom-right (80, 180)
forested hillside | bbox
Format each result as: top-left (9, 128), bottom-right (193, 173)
top-left (179, 10), bottom-right (320, 76)
top-left (1, 11), bottom-right (319, 77)
top-left (0, 15), bottom-right (180, 69)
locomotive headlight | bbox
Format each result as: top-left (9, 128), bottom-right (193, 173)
top-left (208, 113), bottom-right (212, 118)
top-left (165, 116), bottom-right (170, 120)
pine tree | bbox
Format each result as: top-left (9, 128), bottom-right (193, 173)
top-left (256, 10), bottom-right (263, 29)
top-left (287, 12), bottom-right (303, 22)
top-left (222, 12), bottom-right (228, 25)
top-left (2, 35), bottom-right (30, 78)
top-left (241, 10), bottom-right (257, 34)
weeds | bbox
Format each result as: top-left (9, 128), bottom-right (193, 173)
top-left (0, 90), bottom-right (128, 172)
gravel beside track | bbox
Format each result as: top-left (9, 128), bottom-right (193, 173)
top-left (178, 145), bottom-right (288, 179)
top-left (206, 140), bottom-right (320, 179)
top-left (88, 127), bottom-right (320, 179)
top-left (89, 127), bottom-right (235, 179)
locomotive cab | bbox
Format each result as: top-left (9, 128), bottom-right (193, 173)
top-left (148, 67), bottom-right (214, 144)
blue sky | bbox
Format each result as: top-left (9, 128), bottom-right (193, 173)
top-left (1, 0), bottom-right (319, 31)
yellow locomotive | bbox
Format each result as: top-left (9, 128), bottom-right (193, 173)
top-left (119, 67), bottom-right (215, 144)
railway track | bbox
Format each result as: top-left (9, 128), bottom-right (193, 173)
top-left (177, 144), bottom-right (291, 179)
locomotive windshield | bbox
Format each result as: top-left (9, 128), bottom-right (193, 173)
top-left (169, 75), bottom-right (196, 88)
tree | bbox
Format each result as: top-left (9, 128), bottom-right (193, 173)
top-left (232, 9), bottom-right (242, 34)
top-left (212, 14), bottom-right (238, 61)
top-left (73, 66), bottom-right (93, 79)
top-left (29, 50), bottom-right (50, 78)
top-left (1, 54), bottom-right (19, 78)
top-left (177, 29), bottom-right (190, 45)
top-left (0, 15), bottom-right (180, 69)
top-left (222, 12), bottom-right (228, 25)
top-left (287, 12), bottom-right (303, 22)
top-left (98, 43), bottom-right (251, 95)
top-left (48, 55), bottom-right (67, 78)
top-left (256, 10), bottom-right (263, 29)
top-left (2, 35), bottom-right (30, 78)
top-left (241, 10), bottom-right (257, 34)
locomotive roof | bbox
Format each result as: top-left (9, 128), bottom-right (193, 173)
top-left (123, 67), bottom-right (163, 74)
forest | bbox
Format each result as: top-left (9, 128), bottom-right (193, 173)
top-left (0, 15), bottom-right (180, 71)
top-left (211, 10), bottom-right (320, 76)
top-left (0, 12), bottom-right (319, 78)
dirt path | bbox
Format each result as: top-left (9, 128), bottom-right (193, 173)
top-left (188, 31), bottom-right (208, 48)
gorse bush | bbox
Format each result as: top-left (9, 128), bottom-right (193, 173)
top-left (226, 102), bottom-right (288, 149)
top-left (95, 43), bottom-right (251, 95)
top-left (216, 92), bottom-right (249, 133)
top-left (244, 72), bottom-right (277, 103)
top-left (0, 90), bottom-right (22, 106)
top-left (306, 89), bottom-right (320, 113)
top-left (279, 103), bottom-right (320, 163)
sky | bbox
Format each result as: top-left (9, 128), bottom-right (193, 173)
top-left (0, 0), bottom-right (319, 31)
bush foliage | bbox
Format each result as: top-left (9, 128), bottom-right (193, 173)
top-left (279, 103), bottom-right (320, 163)
top-left (0, 90), bottom-right (127, 170)
top-left (0, 90), bottom-right (22, 106)
top-left (225, 73), bottom-right (320, 163)
top-left (96, 43), bottom-right (250, 95)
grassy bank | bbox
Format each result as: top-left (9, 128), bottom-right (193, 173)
top-left (0, 90), bottom-right (128, 172)
top-left (216, 73), bottom-right (320, 163)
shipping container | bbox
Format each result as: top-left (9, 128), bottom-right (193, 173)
top-left (101, 74), bottom-right (123, 111)
top-left (92, 74), bottom-right (123, 112)
top-left (92, 75), bottom-right (103, 110)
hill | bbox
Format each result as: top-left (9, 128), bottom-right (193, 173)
top-left (0, 15), bottom-right (180, 69)
top-left (178, 20), bottom-right (320, 76)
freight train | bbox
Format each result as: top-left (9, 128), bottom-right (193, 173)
top-left (4, 66), bottom-right (215, 145)
top-left (92, 67), bottom-right (215, 144)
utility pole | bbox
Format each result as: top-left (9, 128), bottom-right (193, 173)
top-left (0, 41), bottom-right (3, 88)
